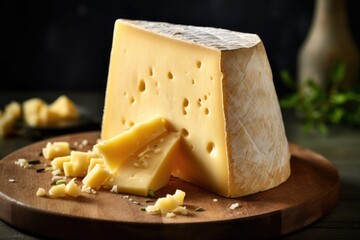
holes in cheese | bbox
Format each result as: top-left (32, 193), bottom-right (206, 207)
top-left (138, 79), bottom-right (146, 92)
top-left (129, 96), bottom-right (135, 104)
top-left (206, 141), bottom-right (216, 156)
top-left (167, 71), bottom-right (173, 80)
top-left (196, 60), bottom-right (202, 69)
top-left (181, 128), bottom-right (189, 137)
top-left (204, 108), bottom-right (209, 115)
top-left (182, 98), bottom-right (189, 115)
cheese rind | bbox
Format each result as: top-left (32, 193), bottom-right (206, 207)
top-left (102, 19), bottom-right (291, 197)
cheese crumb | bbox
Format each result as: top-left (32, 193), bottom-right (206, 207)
top-left (229, 203), bottom-right (239, 210)
top-left (153, 148), bottom-right (162, 154)
top-left (110, 185), bottom-right (118, 193)
top-left (15, 158), bottom-right (31, 168)
top-left (51, 169), bottom-right (62, 176)
top-left (81, 139), bottom-right (89, 146)
top-left (213, 198), bottom-right (218, 202)
top-left (36, 188), bottom-right (47, 197)
top-left (8, 179), bottom-right (15, 183)
top-left (81, 185), bottom-right (92, 193)
top-left (166, 212), bottom-right (176, 218)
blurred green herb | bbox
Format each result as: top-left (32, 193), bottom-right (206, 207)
top-left (280, 61), bottom-right (360, 135)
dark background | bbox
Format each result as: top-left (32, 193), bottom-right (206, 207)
top-left (1, 0), bottom-right (359, 97)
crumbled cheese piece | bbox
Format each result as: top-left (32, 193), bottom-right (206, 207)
top-left (133, 201), bottom-right (140, 205)
top-left (36, 188), bottom-right (46, 197)
top-left (65, 178), bottom-right (81, 197)
top-left (229, 203), bottom-right (239, 210)
top-left (51, 175), bottom-right (66, 181)
top-left (213, 198), bottom-right (218, 202)
top-left (45, 167), bottom-right (53, 171)
top-left (138, 146), bottom-right (151, 158)
top-left (110, 185), bottom-right (118, 193)
top-left (153, 148), bottom-right (162, 154)
top-left (8, 179), bottom-right (15, 183)
top-left (51, 169), bottom-right (62, 176)
top-left (145, 189), bottom-right (186, 215)
top-left (81, 139), bottom-right (89, 146)
top-left (15, 158), bottom-right (31, 168)
top-left (49, 184), bottom-right (66, 197)
top-left (173, 206), bottom-right (188, 215)
top-left (166, 212), bottom-right (176, 218)
top-left (81, 185), bottom-right (92, 193)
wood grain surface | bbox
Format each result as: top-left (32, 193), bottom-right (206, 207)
top-left (0, 131), bottom-right (339, 240)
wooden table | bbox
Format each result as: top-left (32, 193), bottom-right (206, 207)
top-left (0, 90), bottom-right (359, 239)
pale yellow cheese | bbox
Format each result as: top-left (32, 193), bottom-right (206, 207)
top-left (36, 187), bottom-right (47, 197)
top-left (23, 98), bottom-right (55, 127)
top-left (94, 116), bottom-right (167, 172)
top-left (101, 19), bottom-right (291, 197)
top-left (49, 184), bottom-right (66, 197)
top-left (0, 113), bottom-right (16, 137)
top-left (0, 101), bottom-right (21, 137)
top-left (105, 130), bottom-right (180, 196)
top-left (23, 95), bottom-right (79, 127)
top-left (49, 95), bottom-right (79, 121)
top-left (42, 142), bottom-right (71, 160)
top-left (4, 101), bottom-right (21, 119)
top-left (65, 178), bottom-right (81, 197)
top-left (51, 155), bottom-right (71, 170)
top-left (82, 163), bottom-right (111, 189)
top-left (88, 157), bottom-right (104, 173)
top-left (172, 189), bottom-right (186, 205)
top-left (63, 151), bottom-right (92, 177)
top-left (145, 189), bottom-right (187, 215)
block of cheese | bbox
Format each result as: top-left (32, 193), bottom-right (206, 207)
top-left (82, 163), bottom-right (111, 189)
top-left (42, 142), bottom-right (71, 160)
top-left (63, 151), bottom-right (96, 178)
top-left (101, 19), bottom-right (291, 197)
top-left (49, 95), bottom-right (79, 121)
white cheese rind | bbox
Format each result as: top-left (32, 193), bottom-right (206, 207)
top-left (120, 19), bottom-right (260, 51)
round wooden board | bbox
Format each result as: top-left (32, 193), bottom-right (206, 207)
top-left (0, 131), bottom-right (339, 240)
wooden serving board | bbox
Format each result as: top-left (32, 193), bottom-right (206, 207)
top-left (0, 131), bottom-right (339, 240)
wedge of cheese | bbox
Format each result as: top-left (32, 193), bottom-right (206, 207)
top-left (95, 116), bottom-right (167, 172)
top-left (106, 131), bottom-right (180, 196)
top-left (102, 19), bottom-right (291, 197)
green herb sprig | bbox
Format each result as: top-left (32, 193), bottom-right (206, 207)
top-left (280, 61), bottom-right (360, 135)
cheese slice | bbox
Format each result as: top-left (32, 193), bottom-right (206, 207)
top-left (106, 132), bottom-right (180, 196)
top-left (102, 19), bottom-right (291, 197)
top-left (94, 116), bottom-right (167, 172)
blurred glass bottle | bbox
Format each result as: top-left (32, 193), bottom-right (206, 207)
top-left (297, 0), bottom-right (359, 92)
